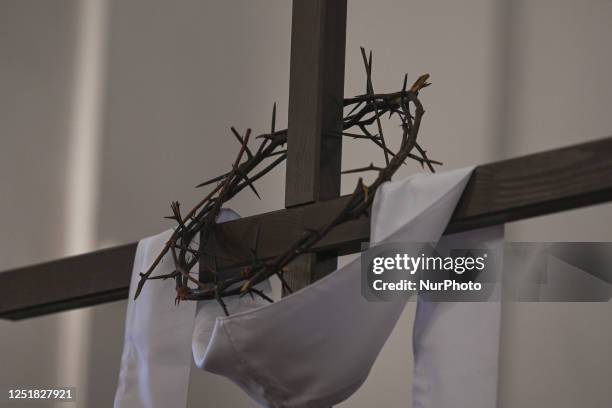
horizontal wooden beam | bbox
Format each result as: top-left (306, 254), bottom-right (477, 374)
top-left (2, 136), bottom-right (612, 319)
top-left (0, 244), bottom-right (136, 320)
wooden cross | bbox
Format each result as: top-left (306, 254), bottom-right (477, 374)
top-left (2, 0), bottom-right (612, 320)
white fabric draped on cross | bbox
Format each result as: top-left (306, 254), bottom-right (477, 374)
top-left (114, 167), bottom-right (503, 408)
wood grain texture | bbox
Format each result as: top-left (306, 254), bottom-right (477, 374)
top-left (283, 0), bottom-right (347, 294)
top-left (2, 136), bottom-right (612, 319)
top-left (0, 244), bottom-right (136, 320)
top-left (284, 0), bottom-right (346, 207)
top-left (445, 136), bottom-right (612, 233)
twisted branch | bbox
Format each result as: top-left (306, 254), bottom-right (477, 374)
top-left (135, 48), bottom-right (440, 314)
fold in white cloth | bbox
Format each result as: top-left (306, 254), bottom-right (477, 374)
top-left (114, 209), bottom-right (272, 408)
top-left (114, 167), bottom-right (503, 408)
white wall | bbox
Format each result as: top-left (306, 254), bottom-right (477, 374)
top-left (1, 0), bottom-right (611, 407)
top-left (0, 0), bottom-right (77, 399)
top-left (497, 1), bottom-right (612, 406)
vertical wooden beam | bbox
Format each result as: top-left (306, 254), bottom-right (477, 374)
top-left (284, 0), bottom-right (347, 292)
top-left (285, 0), bottom-right (347, 207)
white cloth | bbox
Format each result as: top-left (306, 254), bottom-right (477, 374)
top-left (199, 167), bottom-right (502, 407)
top-left (114, 209), bottom-right (272, 408)
top-left (412, 227), bottom-right (503, 408)
top-left (115, 168), bottom-right (503, 408)
top-left (114, 228), bottom-right (195, 408)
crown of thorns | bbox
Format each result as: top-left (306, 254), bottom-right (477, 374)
top-left (135, 48), bottom-right (440, 315)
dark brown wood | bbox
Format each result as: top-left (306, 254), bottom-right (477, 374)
top-left (0, 244), bottom-right (136, 320)
top-left (2, 136), bottom-right (612, 319)
top-left (283, 0), bottom-right (347, 293)
top-left (445, 136), bottom-right (612, 233)
top-left (211, 195), bottom-right (367, 269)
top-left (285, 0), bottom-right (346, 206)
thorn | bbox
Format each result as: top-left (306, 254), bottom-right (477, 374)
top-left (240, 280), bottom-right (251, 293)
top-left (236, 169), bottom-right (261, 199)
top-left (341, 163), bottom-right (384, 175)
top-left (271, 103), bottom-right (276, 134)
top-left (231, 127), bottom-right (254, 160)
top-left (195, 171), bottom-right (230, 188)
top-left (216, 295), bottom-right (229, 316)
top-left (410, 74), bottom-right (431, 93)
top-left (250, 288), bottom-right (273, 303)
